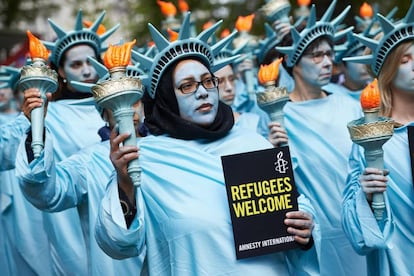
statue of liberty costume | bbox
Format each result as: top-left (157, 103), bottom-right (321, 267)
top-left (14, 10), bottom-right (120, 275)
top-left (275, 1), bottom-right (367, 275)
top-left (0, 67), bottom-right (53, 275)
top-left (94, 12), bottom-right (319, 275)
top-left (341, 2), bottom-right (414, 275)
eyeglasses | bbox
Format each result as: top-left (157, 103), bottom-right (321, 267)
top-left (176, 77), bottom-right (219, 94)
top-left (303, 50), bottom-right (334, 64)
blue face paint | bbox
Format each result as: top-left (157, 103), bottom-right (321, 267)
top-left (173, 60), bottom-right (219, 126)
top-left (346, 49), bottom-right (372, 87)
top-left (392, 44), bottom-right (414, 93)
top-left (61, 45), bottom-right (98, 91)
top-left (298, 40), bottom-right (333, 87)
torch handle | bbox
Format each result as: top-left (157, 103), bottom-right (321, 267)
top-left (269, 111), bottom-right (287, 147)
top-left (244, 67), bottom-right (256, 102)
top-left (114, 108), bottom-right (141, 187)
top-left (30, 97), bottom-right (46, 159)
top-left (364, 147), bottom-right (386, 221)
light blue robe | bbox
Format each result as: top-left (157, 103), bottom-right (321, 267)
top-left (323, 82), bottom-right (362, 103)
top-left (16, 134), bottom-right (144, 275)
top-left (234, 112), bottom-right (269, 138)
top-left (284, 92), bottom-right (367, 275)
top-left (16, 97), bottom-right (106, 275)
top-left (342, 123), bottom-right (414, 276)
top-left (0, 112), bottom-right (52, 276)
top-left (95, 128), bottom-right (320, 275)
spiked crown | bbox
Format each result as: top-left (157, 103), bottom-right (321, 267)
top-left (132, 12), bottom-right (240, 99)
top-left (0, 66), bottom-right (22, 90)
top-left (214, 31), bottom-right (247, 65)
top-left (276, 0), bottom-right (351, 67)
top-left (343, 3), bottom-right (414, 77)
top-left (43, 10), bottom-right (119, 67)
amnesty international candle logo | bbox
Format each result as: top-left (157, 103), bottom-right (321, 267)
top-left (221, 147), bottom-right (299, 259)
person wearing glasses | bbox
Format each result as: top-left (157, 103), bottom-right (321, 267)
top-left (274, 1), bottom-right (367, 275)
top-left (95, 13), bottom-right (318, 275)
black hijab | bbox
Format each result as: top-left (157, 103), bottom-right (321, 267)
top-left (143, 57), bottom-right (234, 141)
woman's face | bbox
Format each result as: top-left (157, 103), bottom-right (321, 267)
top-left (0, 87), bottom-right (14, 111)
top-left (215, 64), bottom-right (236, 106)
top-left (173, 59), bottom-right (219, 126)
top-left (297, 40), bottom-right (333, 87)
top-left (59, 45), bottom-right (99, 92)
top-left (392, 44), bottom-right (414, 93)
top-left (345, 49), bottom-right (372, 87)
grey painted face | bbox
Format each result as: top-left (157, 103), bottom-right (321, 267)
top-left (392, 44), bottom-right (414, 93)
top-left (60, 45), bottom-right (98, 92)
top-left (0, 87), bottom-right (13, 111)
top-left (173, 59), bottom-right (219, 126)
top-left (298, 40), bottom-right (333, 87)
top-left (345, 49), bottom-right (372, 87)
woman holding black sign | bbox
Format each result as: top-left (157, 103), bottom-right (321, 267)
top-left (95, 12), bottom-right (318, 275)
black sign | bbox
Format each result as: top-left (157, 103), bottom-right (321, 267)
top-left (221, 146), bottom-right (299, 259)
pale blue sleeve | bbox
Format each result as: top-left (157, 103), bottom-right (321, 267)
top-left (15, 128), bottom-right (88, 212)
top-left (341, 143), bottom-right (393, 255)
top-left (0, 113), bottom-right (30, 171)
top-left (285, 194), bottom-right (321, 276)
top-left (95, 173), bottom-right (146, 260)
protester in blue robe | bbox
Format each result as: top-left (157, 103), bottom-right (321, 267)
top-left (274, 1), bottom-right (367, 275)
top-left (16, 100), bottom-right (146, 275)
top-left (0, 81), bottom-right (53, 275)
top-left (15, 10), bottom-right (118, 275)
top-left (341, 2), bottom-right (414, 274)
top-left (95, 12), bottom-right (318, 275)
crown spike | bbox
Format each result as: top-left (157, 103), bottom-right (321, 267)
top-left (306, 5), bottom-right (317, 28)
top-left (212, 55), bottom-right (240, 72)
top-left (88, 56), bottom-right (109, 78)
top-left (89, 11), bottom-right (106, 33)
top-left (291, 28), bottom-right (301, 44)
top-left (148, 23), bottom-right (170, 51)
top-left (320, 0), bottom-right (337, 22)
top-left (343, 54), bottom-right (373, 64)
top-left (264, 23), bottom-right (275, 37)
top-left (353, 33), bottom-right (379, 51)
top-left (377, 14), bottom-right (395, 35)
top-left (74, 10), bottom-right (84, 31)
top-left (334, 26), bottom-right (353, 40)
top-left (197, 20), bottom-right (222, 43)
top-left (131, 49), bottom-right (153, 72)
top-left (211, 30), bottom-right (238, 57)
top-left (48, 19), bottom-right (67, 38)
top-left (178, 12), bottom-right (191, 40)
top-left (100, 24), bottom-right (120, 42)
top-left (331, 5), bottom-right (351, 27)
top-left (405, 1), bottom-right (414, 23)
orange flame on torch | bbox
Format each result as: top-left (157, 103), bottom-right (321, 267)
top-left (27, 30), bottom-right (49, 61)
top-left (103, 39), bottom-right (136, 70)
top-left (360, 2), bottom-right (374, 18)
top-left (258, 58), bottom-right (283, 85)
top-left (235, 14), bottom-right (255, 32)
top-left (297, 0), bottom-right (311, 6)
top-left (83, 20), bottom-right (106, 35)
top-left (220, 28), bottom-right (231, 39)
top-left (157, 0), bottom-right (177, 17)
top-left (167, 28), bottom-right (179, 41)
top-left (202, 20), bottom-right (214, 31)
top-left (178, 0), bottom-right (189, 13)
top-left (360, 78), bottom-right (380, 110)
